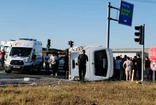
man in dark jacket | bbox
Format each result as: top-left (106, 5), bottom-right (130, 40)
top-left (77, 50), bottom-right (88, 82)
top-left (136, 54), bottom-right (141, 80)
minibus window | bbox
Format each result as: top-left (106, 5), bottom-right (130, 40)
top-left (94, 50), bottom-right (108, 77)
top-left (72, 60), bottom-right (75, 69)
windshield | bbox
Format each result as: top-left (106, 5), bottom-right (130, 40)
top-left (9, 47), bottom-right (32, 57)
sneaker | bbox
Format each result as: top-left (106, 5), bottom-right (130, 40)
top-left (55, 73), bottom-right (57, 77)
top-left (51, 74), bottom-right (55, 78)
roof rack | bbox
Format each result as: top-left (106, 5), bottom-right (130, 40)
top-left (19, 38), bottom-right (37, 41)
top-left (10, 40), bottom-right (15, 41)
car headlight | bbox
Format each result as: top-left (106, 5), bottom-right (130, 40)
top-left (5, 59), bottom-right (11, 62)
top-left (25, 59), bottom-right (28, 63)
top-left (25, 57), bottom-right (30, 63)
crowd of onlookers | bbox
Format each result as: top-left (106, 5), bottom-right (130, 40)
top-left (113, 54), bottom-right (152, 81)
top-left (0, 48), bottom-right (153, 81)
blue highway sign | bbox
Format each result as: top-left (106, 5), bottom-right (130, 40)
top-left (118, 0), bottom-right (134, 26)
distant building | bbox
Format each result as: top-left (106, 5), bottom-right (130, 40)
top-left (112, 48), bottom-right (149, 58)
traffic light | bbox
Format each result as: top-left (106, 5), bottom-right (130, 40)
top-left (68, 41), bottom-right (74, 47)
top-left (47, 39), bottom-right (51, 48)
top-left (134, 25), bottom-right (144, 45)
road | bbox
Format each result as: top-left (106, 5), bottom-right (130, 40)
top-left (0, 67), bottom-right (76, 86)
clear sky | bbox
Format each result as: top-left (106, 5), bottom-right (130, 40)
top-left (0, 0), bottom-right (156, 50)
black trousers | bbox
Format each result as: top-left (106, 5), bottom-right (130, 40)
top-left (79, 65), bottom-right (86, 81)
top-left (52, 64), bottom-right (57, 76)
top-left (1, 58), bottom-right (4, 67)
top-left (137, 67), bottom-right (141, 80)
top-left (45, 62), bottom-right (49, 72)
top-left (115, 69), bottom-right (120, 80)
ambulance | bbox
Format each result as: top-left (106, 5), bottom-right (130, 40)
top-left (0, 40), bottom-right (15, 52)
top-left (4, 38), bottom-right (42, 73)
top-left (1, 40), bottom-right (15, 59)
top-left (69, 46), bottom-right (114, 81)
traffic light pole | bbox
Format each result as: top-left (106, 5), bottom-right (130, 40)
top-left (46, 44), bottom-right (49, 52)
top-left (68, 41), bottom-right (74, 79)
top-left (141, 24), bottom-right (145, 82)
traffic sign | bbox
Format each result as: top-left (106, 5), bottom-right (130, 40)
top-left (148, 47), bottom-right (156, 61)
top-left (150, 61), bottom-right (156, 71)
top-left (118, 0), bottom-right (134, 26)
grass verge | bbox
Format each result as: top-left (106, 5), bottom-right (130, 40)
top-left (0, 81), bottom-right (156, 105)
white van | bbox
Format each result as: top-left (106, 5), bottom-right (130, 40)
top-left (69, 46), bottom-right (114, 81)
top-left (4, 38), bottom-right (42, 73)
top-left (1, 40), bottom-right (15, 52)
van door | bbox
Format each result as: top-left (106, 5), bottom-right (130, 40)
top-left (94, 50), bottom-right (108, 77)
top-left (70, 52), bottom-right (79, 80)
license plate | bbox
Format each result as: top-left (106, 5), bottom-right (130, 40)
top-left (13, 66), bottom-right (20, 68)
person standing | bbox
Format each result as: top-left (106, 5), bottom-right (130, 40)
top-left (120, 58), bottom-right (125, 81)
top-left (77, 50), bottom-right (88, 82)
top-left (114, 56), bottom-right (122, 80)
top-left (132, 56), bottom-right (137, 79)
top-left (145, 56), bottom-right (150, 80)
top-left (50, 53), bottom-right (57, 77)
top-left (136, 54), bottom-right (141, 80)
top-left (123, 57), bottom-right (133, 81)
top-left (0, 49), bottom-right (5, 67)
top-left (44, 53), bottom-right (50, 74)
top-left (55, 53), bottom-right (59, 71)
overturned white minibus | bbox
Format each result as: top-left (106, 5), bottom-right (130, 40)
top-left (69, 46), bottom-right (114, 81)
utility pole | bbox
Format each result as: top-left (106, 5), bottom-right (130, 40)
top-left (106, 2), bottom-right (110, 48)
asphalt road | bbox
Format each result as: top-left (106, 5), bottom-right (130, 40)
top-left (0, 67), bottom-right (76, 86)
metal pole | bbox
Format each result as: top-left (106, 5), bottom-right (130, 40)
top-left (141, 24), bottom-right (145, 82)
top-left (68, 48), bottom-right (71, 78)
top-left (106, 2), bottom-right (111, 48)
top-left (46, 44), bottom-right (49, 52)
top-left (153, 71), bottom-right (155, 82)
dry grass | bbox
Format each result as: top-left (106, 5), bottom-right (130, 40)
top-left (0, 81), bottom-right (156, 105)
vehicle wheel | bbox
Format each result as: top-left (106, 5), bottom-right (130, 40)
top-left (5, 70), bottom-right (12, 73)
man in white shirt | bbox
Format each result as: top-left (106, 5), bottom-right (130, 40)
top-left (50, 53), bottom-right (57, 77)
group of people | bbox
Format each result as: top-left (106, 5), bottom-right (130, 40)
top-left (44, 50), bottom-right (88, 83)
top-left (114, 54), bottom-right (151, 81)
top-left (0, 49), bottom-right (5, 67)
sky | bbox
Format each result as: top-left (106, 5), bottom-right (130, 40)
top-left (0, 0), bottom-right (156, 50)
